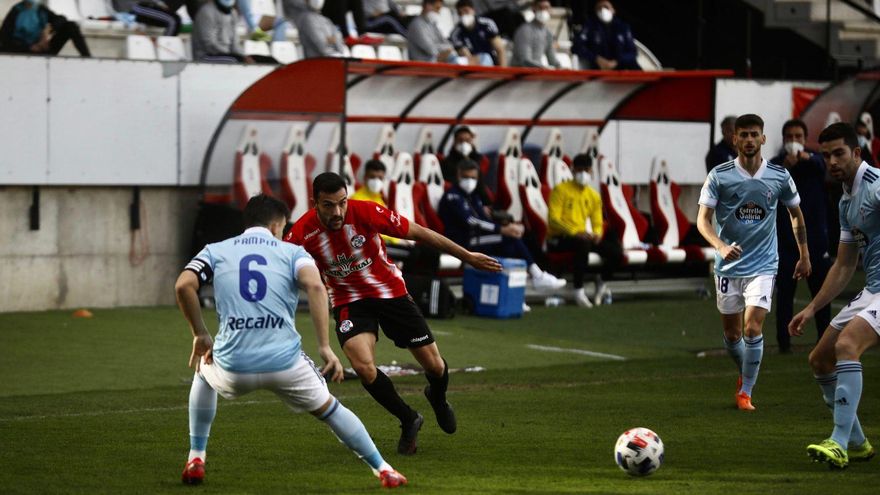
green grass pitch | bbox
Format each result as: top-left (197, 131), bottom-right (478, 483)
top-left (1, 285), bottom-right (879, 494)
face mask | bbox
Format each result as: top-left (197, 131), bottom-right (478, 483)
top-left (597, 7), bottom-right (613, 23)
top-left (217, 0), bottom-right (235, 9)
top-left (455, 141), bottom-right (473, 156)
top-left (308, 0), bottom-right (325, 11)
top-left (574, 171), bottom-right (591, 186)
top-left (858, 135), bottom-right (870, 149)
top-left (460, 13), bottom-right (475, 28)
top-left (535, 10), bottom-right (551, 24)
top-left (366, 178), bottom-right (384, 194)
top-left (784, 141), bottom-right (804, 155)
top-left (426, 11), bottom-right (440, 24)
top-left (459, 178), bottom-right (478, 194)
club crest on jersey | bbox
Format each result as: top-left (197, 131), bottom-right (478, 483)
top-left (735, 201), bottom-right (766, 225)
top-left (351, 235), bottom-right (366, 248)
top-left (339, 319), bottom-right (354, 333)
top-left (325, 253), bottom-right (373, 278)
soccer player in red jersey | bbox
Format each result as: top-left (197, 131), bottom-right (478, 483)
top-left (285, 172), bottom-right (502, 455)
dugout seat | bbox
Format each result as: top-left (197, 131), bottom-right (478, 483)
top-left (649, 158), bottom-right (714, 262)
top-left (327, 124), bottom-right (358, 196)
top-left (279, 125), bottom-right (314, 222)
top-left (233, 125), bottom-right (275, 209)
top-left (413, 128), bottom-right (445, 233)
top-left (598, 157), bottom-right (652, 265)
top-left (495, 128), bottom-right (524, 222)
top-left (387, 152), bottom-right (417, 224)
top-left (370, 125), bottom-right (398, 190)
top-left (541, 127), bottom-right (573, 200)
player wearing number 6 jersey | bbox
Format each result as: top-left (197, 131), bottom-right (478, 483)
top-left (175, 194), bottom-right (407, 488)
top-left (285, 172), bottom-right (502, 455)
top-left (697, 114), bottom-right (811, 411)
top-left (790, 123), bottom-right (878, 468)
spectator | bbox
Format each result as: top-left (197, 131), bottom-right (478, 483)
top-left (510, 0), bottom-right (559, 68)
top-left (193, 0), bottom-right (276, 63)
top-left (771, 119), bottom-right (831, 354)
top-left (235, 0), bottom-right (290, 42)
top-left (473, 0), bottom-right (523, 39)
top-left (438, 159), bottom-right (567, 308)
top-left (320, 0), bottom-right (383, 45)
top-left (440, 126), bottom-right (494, 210)
top-left (0, 0), bottom-right (91, 57)
top-left (363, 0), bottom-right (409, 36)
top-left (351, 159), bottom-right (388, 205)
top-left (571, 0), bottom-right (640, 70)
top-left (450, 0), bottom-right (506, 66)
top-left (855, 115), bottom-right (876, 166)
top-left (407, 0), bottom-right (455, 63)
top-left (705, 115), bottom-right (737, 173)
top-left (546, 153), bottom-right (623, 307)
top-left (296, 0), bottom-right (346, 58)
top-left (115, 0), bottom-right (200, 37)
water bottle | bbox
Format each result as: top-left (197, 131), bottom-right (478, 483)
top-left (544, 296), bottom-right (564, 307)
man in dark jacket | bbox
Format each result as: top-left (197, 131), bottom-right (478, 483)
top-left (0, 0), bottom-right (90, 56)
top-left (571, 0), bottom-right (638, 70)
top-left (705, 115), bottom-right (737, 173)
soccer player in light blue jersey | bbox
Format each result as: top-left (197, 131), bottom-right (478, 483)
top-left (697, 113), bottom-right (812, 411)
top-left (174, 194), bottom-right (407, 488)
top-left (790, 123), bottom-right (878, 468)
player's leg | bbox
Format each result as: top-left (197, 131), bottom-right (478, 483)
top-left (182, 372), bottom-right (217, 485)
top-left (774, 266), bottom-right (796, 354)
top-left (717, 276), bottom-right (746, 380)
top-left (738, 305), bottom-right (768, 407)
top-left (806, 256), bottom-right (833, 341)
top-left (409, 342), bottom-right (457, 434)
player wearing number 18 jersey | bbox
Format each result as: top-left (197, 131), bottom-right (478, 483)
top-left (175, 194), bottom-right (406, 488)
top-left (285, 172), bottom-right (501, 455)
top-left (697, 114), bottom-right (811, 411)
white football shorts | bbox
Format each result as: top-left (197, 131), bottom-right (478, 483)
top-left (715, 274), bottom-right (775, 314)
top-left (830, 288), bottom-right (880, 336)
top-left (198, 351), bottom-right (330, 413)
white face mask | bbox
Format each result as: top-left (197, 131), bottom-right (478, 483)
top-left (597, 7), bottom-right (613, 23)
top-left (308, 0), bottom-right (324, 11)
top-left (859, 135), bottom-right (870, 149)
top-left (574, 171), bottom-right (591, 186)
top-left (366, 177), bottom-right (384, 194)
top-left (784, 141), bottom-right (804, 155)
top-left (535, 10), bottom-right (551, 24)
top-left (455, 141), bottom-right (473, 156)
top-left (460, 13), bottom-right (475, 28)
top-left (459, 177), bottom-right (478, 194)
top-left (426, 10), bottom-right (440, 24)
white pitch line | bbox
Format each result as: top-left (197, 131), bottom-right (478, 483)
top-left (526, 344), bottom-right (626, 361)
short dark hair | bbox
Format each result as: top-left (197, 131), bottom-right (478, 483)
top-left (243, 194), bottom-right (290, 228)
top-left (457, 158), bottom-right (479, 173)
top-left (456, 0), bottom-right (473, 9)
top-left (781, 119), bottom-right (808, 137)
top-left (312, 172), bottom-right (347, 199)
top-left (818, 122), bottom-right (860, 150)
top-left (720, 115), bottom-right (737, 128)
top-left (423, 0), bottom-right (441, 5)
top-left (572, 153), bottom-right (593, 170)
top-left (735, 114), bottom-right (764, 131)
top-left (453, 126), bottom-right (473, 139)
top-left (364, 159), bottom-right (386, 174)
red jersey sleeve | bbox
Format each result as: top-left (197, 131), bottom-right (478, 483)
top-left (353, 200), bottom-right (410, 238)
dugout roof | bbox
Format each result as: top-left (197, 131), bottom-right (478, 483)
top-left (801, 70), bottom-right (880, 149)
top-left (201, 58), bottom-right (732, 187)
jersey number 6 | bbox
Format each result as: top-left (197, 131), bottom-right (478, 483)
top-left (239, 254), bottom-right (268, 302)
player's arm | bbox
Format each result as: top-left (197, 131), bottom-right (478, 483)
top-left (786, 205), bottom-right (811, 280)
top-left (789, 241), bottom-right (859, 336)
top-left (696, 204), bottom-right (741, 261)
top-left (174, 270), bottom-right (213, 370)
top-left (405, 221), bottom-right (502, 272)
top-left (296, 264), bottom-right (344, 383)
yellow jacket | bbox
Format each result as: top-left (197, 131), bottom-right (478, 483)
top-left (547, 180), bottom-right (604, 238)
top-left (350, 186), bottom-right (403, 244)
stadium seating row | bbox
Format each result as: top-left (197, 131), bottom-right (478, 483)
top-left (210, 124), bottom-right (714, 276)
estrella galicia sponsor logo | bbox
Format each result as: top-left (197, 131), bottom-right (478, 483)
top-left (325, 253), bottom-right (373, 278)
top-left (339, 320), bottom-right (354, 333)
top-left (735, 201), bottom-right (766, 225)
top-left (226, 313), bottom-right (284, 330)
top-left (351, 234), bottom-right (366, 248)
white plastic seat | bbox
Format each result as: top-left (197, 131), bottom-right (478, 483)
top-left (126, 35), bottom-right (157, 60)
top-left (271, 41), bottom-right (299, 64)
top-left (496, 128), bottom-right (523, 222)
top-left (48, 0), bottom-right (81, 21)
top-left (377, 45), bottom-right (402, 61)
top-left (156, 36), bottom-right (188, 61)
top-left (555, 52), bottom-right (573, 69)
top-left (244, 40), bottom-right (271, 57)
top-left (280, 125), bottom-right (311, 221)
top-left (351, 44), bottom-right (377, 59)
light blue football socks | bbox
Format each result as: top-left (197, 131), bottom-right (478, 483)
top-left (320, 397), bottom-right (388, 472)
top-left (831, 361), bottom-right (864, 449)
top-left (740, 335), bottom-right (763, 396)
top-left (188, 373), bottom-right (217, 461)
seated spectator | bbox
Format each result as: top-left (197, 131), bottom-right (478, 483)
top-left (705, 115), bottom-right (737, 173)
top-left (296, 0), bottom-right (346, 58)
top-left (450, 0), bottom-right (506, 66)
top-left (510, 0), bottom-right (559, 68)
top-left (546, 153), bottom-right (623, 307)
top-left (407, 0), bottom-right (455, 63)
top-left (193, 0), bottom-right (277, 63)
top-left (855, 115), bottom-right (877, 166)
top-left (235, 0), bottom-right (289, 42)
top-left (571, 0), bottom-right (640, 70)
top-left (473, 0), bottom-right (523, 39)
top-left (351, 159), bottom-right (388, 205)
top-left (440, 126), bottom-right (493, 209)
top-left (116, 0), bottom-right (200, 37)
top-left (0, 0), bottom-right (91, 57)
top-left (439, 159), bottom-right (567, 299)
top-left (320, 0), bottom-right (383, 45)
top-left (363, 0), bottom-right (409, 37)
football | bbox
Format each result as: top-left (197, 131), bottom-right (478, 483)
top-left (614, 427), bottom-right (664, 476)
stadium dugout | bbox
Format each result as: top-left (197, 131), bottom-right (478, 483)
top-left (196, 58), bottom-right (731, 299)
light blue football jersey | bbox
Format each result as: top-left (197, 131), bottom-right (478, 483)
top-left (187, 227), bottom-right (316, 373)
top-left (839, 162), bottom-right (880, 292)
top-left (699, 158), bottom-right (800, 277)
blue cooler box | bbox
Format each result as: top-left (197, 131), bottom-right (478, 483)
top-left (463, 258), bottom-right (527, 318)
